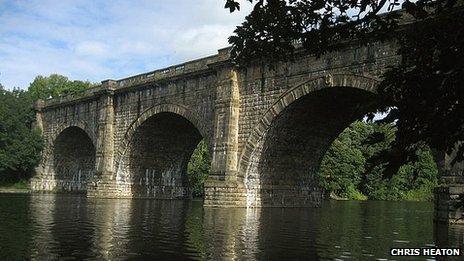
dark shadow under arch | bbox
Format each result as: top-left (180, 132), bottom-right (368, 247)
top-left (53, 126), bottom-right (96, 192)
top-left (128, 112), bottom-right (203, 198)
top-left (245, 86), bottom-right (380, 207)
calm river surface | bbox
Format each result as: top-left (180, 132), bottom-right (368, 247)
top-left (0, 193), bottom-right (462, 260)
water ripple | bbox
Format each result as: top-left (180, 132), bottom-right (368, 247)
top-left (0, 194), bottom-right (462, 260)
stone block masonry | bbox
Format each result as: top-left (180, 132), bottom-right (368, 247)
top-left (30, 41), bottom-right (463, 223)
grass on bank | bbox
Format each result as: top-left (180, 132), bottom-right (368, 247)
top-left (329, 185), bottom-right (435, 202)
top-left (0, 179), bottom-right (29, 190)
top-left (402, 187), bottom-right (435, 201)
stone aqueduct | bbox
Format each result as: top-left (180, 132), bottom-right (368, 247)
top-left (31, 40), bottom-right (462, 222)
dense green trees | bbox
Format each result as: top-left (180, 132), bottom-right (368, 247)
top-left (0, 85), bottom-right (43, 182)
top-left (187, 140), bottom-right (212, 197)
top-left (28, 74), bottom-right (94, 100)
top-left (0, 75), bottom-right (93, 184)
top-left (317, 121), bottom-right (438, 201)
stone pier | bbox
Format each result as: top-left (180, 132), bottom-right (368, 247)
top-left (434, 150), bottom-right (464, 224)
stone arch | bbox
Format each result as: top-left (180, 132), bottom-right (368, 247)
top-left (114, 103), bottom-right (210, 199)
top-left (40, 122), bottom-right (96, 174)
top-left (50, 125), bottom-right (96, 192)
top-left (50, 121), bottom-right (97, 148)
top-left (116, 103), bottom-right (210, 167)
top-left (238, 74), bottom-right (379, 176)
top-left (239, 74), bottom-right (380, 207)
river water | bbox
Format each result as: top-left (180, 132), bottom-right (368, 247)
top-left (0, 193), bottom-right (462, 260)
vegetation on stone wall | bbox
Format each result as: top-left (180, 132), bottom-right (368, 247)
top-left (187, 140), bottom-right (211, 198)
top-left (0, 74), bottom-right (93, 184)
top-left (317, 121), bottom-right (438, 201)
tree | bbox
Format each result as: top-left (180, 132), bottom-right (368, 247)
top-left (225, 0), bottom-right (402, 64)
top-left (317, 123), bottom-right (367, 199)
top-left (0, 84), bottom-right (44, 182)
top-left (317, 120), bottom-right (438, 200)
top-left (225, 0), bottom-right (464, 178)
top-left (28, 74), bottom-right (94, 101)
top-left (187, 140), bottom-right (211, 197)
top-left (0, 74), bottom-right (93, 183)
top-left (375, 9), bottom-right (464, 176)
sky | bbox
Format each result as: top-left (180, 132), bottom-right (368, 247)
top-left (0, 0), bottom-right (252, 89)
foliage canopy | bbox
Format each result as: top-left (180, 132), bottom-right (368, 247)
top-left (0, 74), bottom-right (93, 183)
top-left (28, 74), bottom-right (94, 101)
top-left (0, 85), bottom-right (43, 181)
top-left (187, 140), bottom-right (211, 197)
top-left (317, 121), bottom-right (438, 200)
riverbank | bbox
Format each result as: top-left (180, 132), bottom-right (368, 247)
top-left (327, 187), bottom-right (435, 202)
top-left (0, 180), bottom-right (30, 194)
top-left (0, 188), bottom-right (29, 193)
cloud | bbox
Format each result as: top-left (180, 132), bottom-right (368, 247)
top-left (75, 41), bottom-right (110, 57)
top-left (0, 0), bottom-right (252, 89)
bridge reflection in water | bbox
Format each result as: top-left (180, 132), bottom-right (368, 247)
top-left (1, 194), bottom-right (457, 260)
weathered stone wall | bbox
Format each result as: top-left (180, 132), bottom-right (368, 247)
top-left (33, 57), bottom-right (219, 197)
top-left (32, 40), bottom-right (399, 203)
top-left (230, 41), bottom-right (397, 207)
top-left (31, 36), bottom-right (462, 223)
top-left (32, 38), bottom-right (400, 203)
top-left (109, 73), bottom-right (217, 198)
top-left (235, 40), bottom-right (398, 159)
top-left (31, 98), bottom-right (100, 192)
top-left (202, 41), bottom-right (400, 207)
